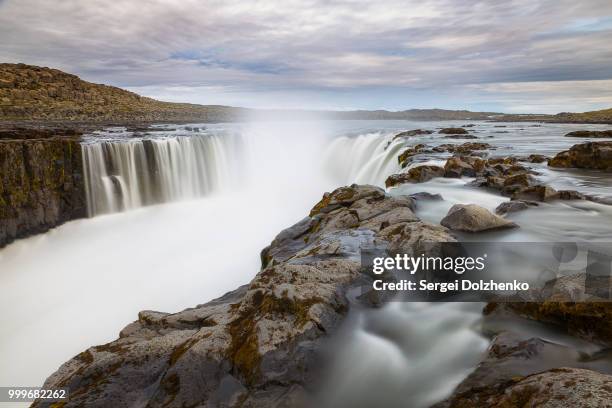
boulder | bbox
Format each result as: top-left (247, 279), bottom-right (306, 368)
top-left (385, 165), bottom-right (445, 187)
top-left (440, 204), bottom-right (518, 232)
top-left (512, 185), bottom-right (558, 202)
top-left (439, 127), bottom-right (469, 135)
top-left (495, 200), bottom-right (538, 215)
top-left (444, 156), bottom-right (486, 178)
top-left (501, 173), bottom-right (537, 195)
top-left (565, 130), bottom-right (612, 138)
top-left (549, 141), bottom-right (612, 171)
top-left (35, 184), bottom-right (454, 408)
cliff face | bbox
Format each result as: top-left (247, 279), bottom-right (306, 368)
top-left (0, 136), bottom-right (86, 247)
top-left (0, 63), bottom-right (245, 122)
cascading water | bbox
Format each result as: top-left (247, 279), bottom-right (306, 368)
top-left (323, 131), bottom-right (404, 186)
top-left (82, 131), bottom-right (242, 216)
top-left (8, 120), bottom-right (609, 405)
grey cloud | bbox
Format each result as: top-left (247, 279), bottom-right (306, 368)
top-left (1, 0), bottom-right (612, 112)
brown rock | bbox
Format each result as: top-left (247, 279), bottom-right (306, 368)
top-left (439, 127), bottom-right (469, 135)
top-left (440, 204), bottom-right (518, 232)
top-left (549, 142), bottom-right (612, 171)
top-left (385, 165), bottom-right (445, 187)
top-left (397, 143), bottom-right (430, 168)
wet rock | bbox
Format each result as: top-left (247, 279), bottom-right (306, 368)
top-left (501, 173), bottom-right (537, 195)
top-left (409, 192), bottom-right (443, 201)
top-left (397, 143), bottom-right (431, 168)
top-left (385, 165), bottom-right (445, 187)
top-left (439, 127), bottom-right (469, 135)
top-left (524, 154), bottom-right (548, 163)
top-left (557, 190), bottom-right (587, 200)
top-left (512, 185), bottom-right (559, 202)
top-left (444, 156), bottom-right (486, 178)
top-left (565, 130), bottom-right (612, 138)
top-left (36, 184), bottom-right (454, 408)
top-left (440, 332), bottom-right (612, 408)
top-left (392, 129), bottom-right (433, 140)
top-left (440, 204), bottom-right (518, 232)
top-left (549, 141), bottom-right (612, 171)
top-left (485, 273), bottom-right (612, 345)
top-left (495, 200), bottom-right (539, 215)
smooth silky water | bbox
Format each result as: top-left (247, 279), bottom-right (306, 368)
top-left (1, 120), bottom-right (611, 407)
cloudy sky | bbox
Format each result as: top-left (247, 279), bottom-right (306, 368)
top-left (1, 0), bottom-right (612, 113)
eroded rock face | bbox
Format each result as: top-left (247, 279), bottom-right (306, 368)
top-left (0, 137), bottom-right (86, 247)
top-left (385, 165), bottom-right (445, 187)
top-left (35, 184), bottom-right (454, 408)
top-left (440, 204), bottom-right (518, 232)
top-left (549, 141), bottom-right (612, 171)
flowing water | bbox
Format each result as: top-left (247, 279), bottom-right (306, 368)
top-left (1, 120), bottom-right (611, 407)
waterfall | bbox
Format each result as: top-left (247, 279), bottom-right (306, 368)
top-left (82, 132), bottom-right (242, 216)
top-left (322, 131), bottom-right (404, 186)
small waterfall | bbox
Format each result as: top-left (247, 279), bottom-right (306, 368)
top-left (323, 131), bottom-right (405, 186)
top-left (82, 132), bottom-right (242, 216)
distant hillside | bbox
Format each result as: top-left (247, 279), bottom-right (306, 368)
top-left (553, 108), bottom-right (612, 123)
top-left (2, 63), bottom-right (610, 124)
top-left (0, 63), bottom-right (246, 122)
top-left (326, 108), bottom-right (502, 121)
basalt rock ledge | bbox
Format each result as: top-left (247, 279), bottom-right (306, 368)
top-left (34, 184), bottom-right (454, 408)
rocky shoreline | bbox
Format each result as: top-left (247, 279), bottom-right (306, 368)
top-left (31, 182), bottom-right (612, 407)
top-left (3, 123), bottom-right (612, 407)
top-left (33, 184), bottom-right (454, 407)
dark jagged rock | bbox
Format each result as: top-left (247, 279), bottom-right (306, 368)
top-left (385, 165), bottom-right (445, 187)
top-left (439, 127), bottom-right (469, 135)
top-left (0, 136), bottom-right (86, 247)
top-left (495, 200), bottom-right (538, 215)
top-left (565, 130), bottom-right (612, 138)
top-left (440, 204), bottom-right (518, 232)
top-left (549, 141), bottom-right (612, 171)
top-left (35, 184), bottom-right (453, 408)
